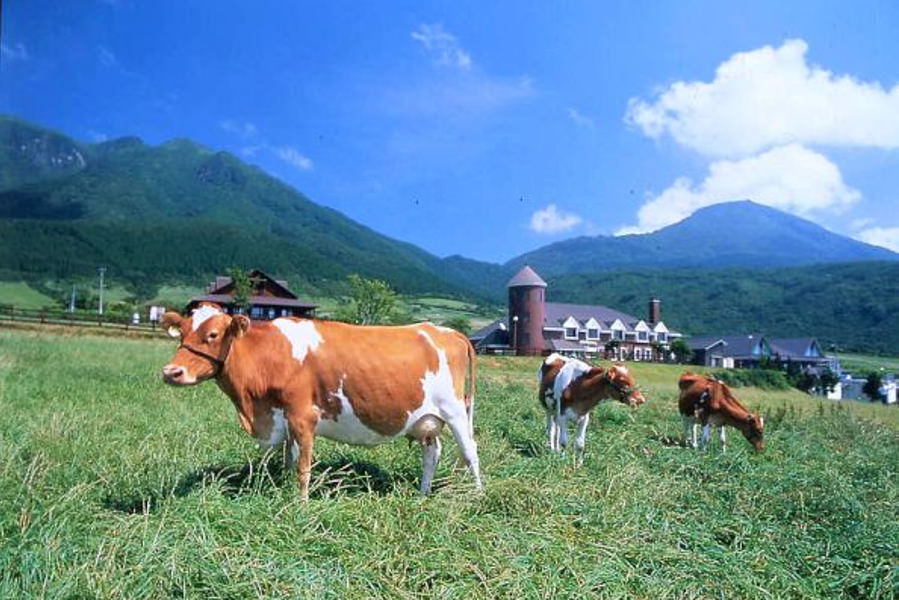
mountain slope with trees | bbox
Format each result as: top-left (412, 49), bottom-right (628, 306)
top-left (547, 261), bottom-right (899, 354)
top-left (0, 116), bottom-right (482, 299)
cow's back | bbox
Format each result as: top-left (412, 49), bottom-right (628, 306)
top-left (286, 319), bottom-right (470, 441)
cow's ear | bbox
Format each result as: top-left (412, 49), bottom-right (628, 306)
top-left (161, 312), bottom-right (183, 339)
top-left (231, 314), bottom-right (251, 338)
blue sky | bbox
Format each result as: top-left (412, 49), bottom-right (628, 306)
top-left (2, 1), bottom-right (899, 262)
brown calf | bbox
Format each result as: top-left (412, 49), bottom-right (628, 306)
top-left (160, 304), bottom-right (481, 499)
top-left (678, 373), bottom-right (764, 452)
top-left (537, 353), bottom-right (646, 460)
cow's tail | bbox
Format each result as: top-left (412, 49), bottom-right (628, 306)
top-left (465, 338), bottom-right (477, 438)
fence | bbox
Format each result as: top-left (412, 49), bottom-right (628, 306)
top-left (0, 305), bottom-right (164, 335)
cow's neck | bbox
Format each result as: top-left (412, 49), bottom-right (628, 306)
top-left (567, 375), bottom-right (615, 414)
top-left (717, 396), bottom-right (754, 436)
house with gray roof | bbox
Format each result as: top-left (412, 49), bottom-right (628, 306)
top-left (470, 265), bottom-right (681, 360)
top-left (687, 334), bottom-right (835, 370)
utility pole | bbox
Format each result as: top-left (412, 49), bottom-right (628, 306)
top-left (97, 266), bottom-right (107, 316)
top-left (69, 285), bottom-right (76, 313)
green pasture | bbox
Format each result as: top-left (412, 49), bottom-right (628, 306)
top-left (838, 352), bottom-right (899, 375)
top-left (0, 282), bottom-right (56, 309)
top-left (0, 329), bottom-right (896, 599)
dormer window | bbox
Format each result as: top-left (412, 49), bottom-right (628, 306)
top-left (565, 327), bottom-right (578, 339)
top-left (587, 328), bottom-right (598, 340)
top-left (562, 316), bottom-right (579, 340)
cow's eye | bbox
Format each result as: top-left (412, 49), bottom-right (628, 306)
top-left (207, 331), bottom-right (219, 341)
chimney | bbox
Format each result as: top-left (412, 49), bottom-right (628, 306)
top-left (648, 298), bottom-right (661, 325)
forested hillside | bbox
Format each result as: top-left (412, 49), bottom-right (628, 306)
top-left (548, 262), bottom-right (899, 354)
top-left (0, 116), bottom-right (484, 299)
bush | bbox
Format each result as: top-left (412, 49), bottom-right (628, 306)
top-left (711, 368), bottom-right (791, 390)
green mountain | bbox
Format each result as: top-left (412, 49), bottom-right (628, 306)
top-left (547, 262), bottom-right (899, 354)
top-left (0, 115), bottom-right (481, 299)
top-left (508, 201), bottom-right (898, 275)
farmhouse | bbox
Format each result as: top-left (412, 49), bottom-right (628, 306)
top-left (687, 334), bottom-right (837, 370)
top-left (186, 269), bottom-right (316, 320)
top-left (470, 265), bottom-right (681, 360)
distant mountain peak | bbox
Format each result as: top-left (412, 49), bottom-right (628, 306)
top-left (509, 200), bottom-right (899, 276)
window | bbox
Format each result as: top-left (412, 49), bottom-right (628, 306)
top-left (613, 330), bottom-right (623, 340)
top-left (250, 306), bottom-right (263, 318)
top-left (638, 331), bottom-right (648, 341)
top-left (658, 332), bottom-right (667, 343)
top-left (565, 327), bottom-right (577, 339)
top-left (587, 328), bottom-right (598, 340)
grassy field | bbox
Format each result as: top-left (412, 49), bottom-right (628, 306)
top-left (838, 352), bottom-right (899, 374)
top-left (0, 328), bottom-right (896, 599)
top-left (0, 282), bottom-right (57, 309)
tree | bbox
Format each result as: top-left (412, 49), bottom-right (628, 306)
top-left (226, 266), bottom-right (252, 312)
top-left (669, 338), bottom-right (693, 364)
top-left (863, 372), bottom-right (885, 403)
top-left (817, 367), bottom-right (839, 396)
top-left (442, 316), bottom-right (472, 335)
top-left (336, 274), bottom-right (398, 325)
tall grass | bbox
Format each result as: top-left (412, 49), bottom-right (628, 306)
top-left (0, 330), bottom-right (896, 599)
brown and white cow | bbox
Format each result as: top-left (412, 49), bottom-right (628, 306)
top-left (160, 304), bottom-right (481, 500)
top-left (537, 353), bottom-right (646, 461)
top-left (678, 373), bottom-right (764, 452)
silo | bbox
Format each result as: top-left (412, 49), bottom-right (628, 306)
top-left (507, 265), bottom-right (547, 355)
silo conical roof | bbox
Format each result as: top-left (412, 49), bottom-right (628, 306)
top-left (507, 265), bottom-right (547, 288)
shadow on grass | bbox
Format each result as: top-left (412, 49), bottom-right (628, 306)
top-left (102, 452), bottom-right (420, 513)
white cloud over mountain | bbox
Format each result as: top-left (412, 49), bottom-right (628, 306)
top-left (621, 39), bottom-right (899, 238)
top-left (531, 204), bottom-right (583, 234)
top-left (626, 39), bottom-right (899, 158)
top-left (616, 144), bottom-right (860, 234)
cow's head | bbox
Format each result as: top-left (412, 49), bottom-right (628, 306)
top-left (160, 303), bottom-right (250, 386)
top-left (604, 364), bottom-right (646, 408)
top-left (746, 411), bottom-right (765, 452)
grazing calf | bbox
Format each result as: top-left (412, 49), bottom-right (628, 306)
top-left (677, 373), bottom-right (764, 452)
top-left (537, 353), bottom-right (646, 461)
top-left (161, 304), bottom-right (481, 500)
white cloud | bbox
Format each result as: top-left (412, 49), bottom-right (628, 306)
top-left (1, 42), bottom-right (29, 61)
top-left (275, 146), bottom-right (313, 171)
top-left (530, 204), bottom-right (583, 234)
top-left (220, 119), bottom-right (258, 138)
top-left (855, 227), bottom-right (899, 253)
top-left (411, 24), bottom-right (472, 70)
top-left (626, 39), bottom-right (899, 157)
top-left (617, 144), bottom-right (861, 234)
top-left (567, 107), bottom-right (595, 129)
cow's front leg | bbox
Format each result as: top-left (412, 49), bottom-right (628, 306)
top-left (718, 425), bottom-right (727, 452)
top-left (545, 410), bottom-right (558, 452)
top-left (574, 413), bottom-right (590, 465)
top-left (557, 416), bottom-right (569, 453)
top-left (286, 409), bottom-right (317, 502)
top-left (700, 423), bottom-right (712, 451)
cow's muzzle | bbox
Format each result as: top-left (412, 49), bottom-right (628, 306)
top-left (162, 364), bottom-right (196, 386)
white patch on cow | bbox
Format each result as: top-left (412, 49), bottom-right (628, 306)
top-left (417, 330), bottom-right (457, 408)
top-left (544, 352), bottom-right (567, 365)
top-left (191, 304), bottom-right (221, 331)
top-left (257, 408), bottom-right (287, 447)
top-left (552, 358), bottom-right (592, 402)
top-left (315, 376), bottom-right (393, 445)
top-left (273, 319), bottom-right (322, 364)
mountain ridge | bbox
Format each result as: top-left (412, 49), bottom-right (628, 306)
top-left (1, 115), bottom-right (897, 304)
